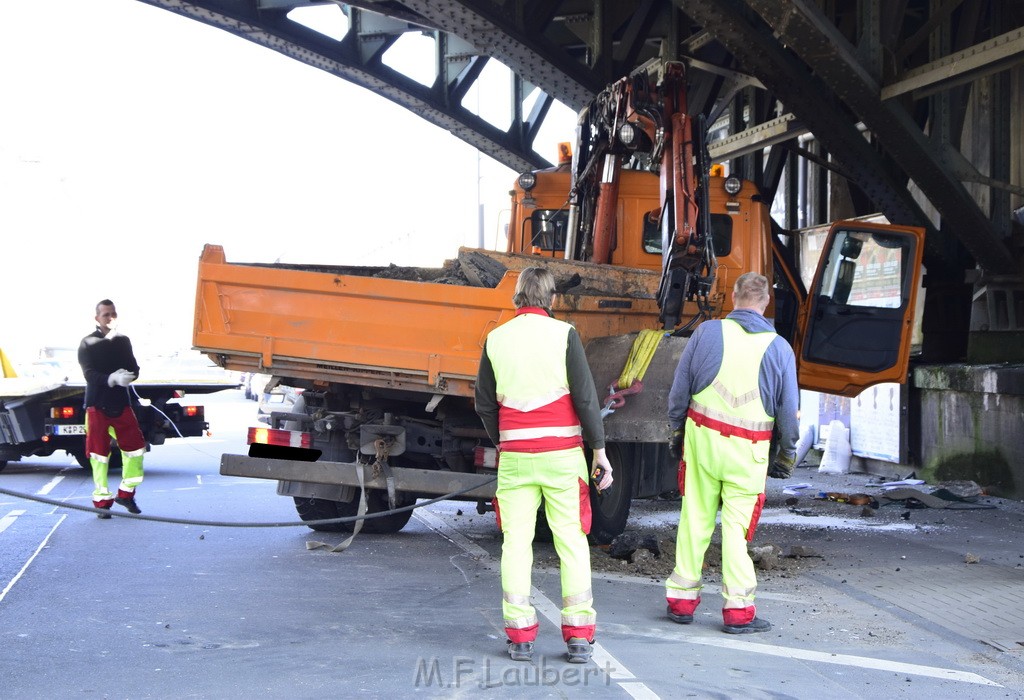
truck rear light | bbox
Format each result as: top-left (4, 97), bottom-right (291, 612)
top-left (184, 405), bottom-right (202, 418)
top-left (474, 446), bottom-right (497, 469)
top-left (51, 406), bottom-right (76, 419)
top-left (248, 426), bottom-right (312, 449)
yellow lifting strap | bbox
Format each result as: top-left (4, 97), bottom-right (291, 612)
top-left (0, 347), bottom-right (17, 378)
top-left (615, 329), bottom-right (663, 389)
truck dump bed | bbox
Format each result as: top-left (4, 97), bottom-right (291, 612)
top-left (193, 245), bottom-right (663, 398)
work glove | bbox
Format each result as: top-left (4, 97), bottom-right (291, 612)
top-left (668, 428), bottom-right (684, 460)
top-left (107, 369), bottom-right (136, 388)
top-left (591, 448), bottom-right (614, 491)
top-left (768, 451), bottom-right (796, 479)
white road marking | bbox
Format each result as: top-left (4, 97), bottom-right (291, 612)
top-left (0, 510), bottom-right (27, 534)
top-left (37, 476), bottom-right (64, 496)
top-left (414, 509), bottom-right (660, 699)
top-left (599, 622), bottom-right (1002, 687)
top-left (196, 475), bottom-right (203, 485)
top-left (594, 569), bottom-right (806, 602)
top-left (0, 515), bottom-right (66, 605)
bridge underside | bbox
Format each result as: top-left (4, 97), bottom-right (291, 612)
top-left (140, 0), bottom-right (1023, 358)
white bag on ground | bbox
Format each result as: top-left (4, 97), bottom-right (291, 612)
top-left (795, 424), bottom-right (816, 467)
top-left (818, 419), bottom-right (851, 474)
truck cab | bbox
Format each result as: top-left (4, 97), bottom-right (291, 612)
top-left (508, 158), bottom-right (923, 398)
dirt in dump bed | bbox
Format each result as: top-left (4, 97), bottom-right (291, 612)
top-left (243, 250), bottom-right (506, 288)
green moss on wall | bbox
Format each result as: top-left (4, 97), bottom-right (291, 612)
top-left (923, 451), bottom-right (1016, 498)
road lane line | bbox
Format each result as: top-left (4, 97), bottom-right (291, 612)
top-left (37, 476), bottom-right (64, 496)
top-left (0, 510), bottom-right (27, 534)
top-left (415, 509), bottom-right (659, 699)
top-left (599, 622), bottom-right (1002, 687)
top-left (0, 515), bottom-right (66, 606)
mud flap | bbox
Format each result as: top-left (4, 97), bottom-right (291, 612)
top-left (745, 493), bottom-right (766, 542)
top-left (677, 459), bottom-right (686, 496)
top-left (578, 477), bottom-right (592, 534)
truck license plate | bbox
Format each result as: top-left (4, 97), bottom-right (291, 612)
top-left (53, 424), bottom-right (86, 435)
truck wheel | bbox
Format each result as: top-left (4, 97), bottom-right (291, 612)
top-left (588, 443), bottom-right (632, 545)
top-left (71, 449), bottom-right (91, 470)
top-left (293, 497), bottom-right (351, 532)
top-left (360, 490), bottom-right (415, 534)
top-left (292, 490), bottom-right (414, 534)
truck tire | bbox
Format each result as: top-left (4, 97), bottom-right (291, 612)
top-left (0, 460), bottom-right (7, 473)
top-left (71, 449), bottom-right (91, 470)
top-left (293, 490), bottom-right (414, 534)
top-left (588, 443), bottom-right (632, 545)
top-left (70, 444), bottom-right (123, 471)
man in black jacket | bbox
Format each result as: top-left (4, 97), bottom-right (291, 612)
top-left (78, 300), bottom-right (145, 518)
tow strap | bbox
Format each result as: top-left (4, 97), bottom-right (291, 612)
top-left (616, 329), bottom-right (663, 389)
top-left (602, 329), bottom-right (663, 417)
top-left (305, 462), bottom-right (368, 552)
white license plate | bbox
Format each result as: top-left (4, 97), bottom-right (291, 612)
top-left (53, 424), bottom-right (86, 436)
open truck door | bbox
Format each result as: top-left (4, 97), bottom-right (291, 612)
top-left (794, 221), bottom-right (925, 397)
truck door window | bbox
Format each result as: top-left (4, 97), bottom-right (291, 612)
top-left (644, 212), bottom-right (733, 256)
top-left (803, 228), bottom-right (916, 372)
top-left (527, 210), bottom-right (568, 251)
top-left (817, 232), bottom-right (905, 309)
top-left (710, 215), bottom-right (733, 257)
top-left (642, 209), bottom-right (661, 253)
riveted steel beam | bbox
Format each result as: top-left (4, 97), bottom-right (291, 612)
top-left (744, 0), bottom-right (1016, 274)
top-left (139, 0), bottom-right (556, 172)
top-left (675, 0), bottom-right (947, 264)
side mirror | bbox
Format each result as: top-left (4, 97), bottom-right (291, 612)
top-left (840, 235), bottom-right (863, 259)
top-left (834, 259), bottom-right (856, 304)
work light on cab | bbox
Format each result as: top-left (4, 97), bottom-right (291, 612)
top-left (517, 172), bottom-right (537, 191)
top-left (724, 176), bottom-right (742, 196)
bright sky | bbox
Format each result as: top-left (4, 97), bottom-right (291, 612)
top-left (0, 0), bottom-right (574, 366)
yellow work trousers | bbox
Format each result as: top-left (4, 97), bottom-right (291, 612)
top-left (666, 442), bottom-right (766, 626)
top-left (495, 447), bottom-right (596, 643)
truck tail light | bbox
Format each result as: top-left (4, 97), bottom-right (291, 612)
top-left (474, 446), bottom-right (497, 469)
top-left (51, 406), bottom-right (77, 419)
top-left (248, 426), bottom-right (312, 449)
top-left (184, 405), bottom-right (203, 418)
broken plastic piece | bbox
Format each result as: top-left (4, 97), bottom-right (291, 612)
top-left (879, 479), bottom-right (925, 489)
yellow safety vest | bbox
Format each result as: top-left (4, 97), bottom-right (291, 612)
top-left (686, 319), bottom-right (776, 474)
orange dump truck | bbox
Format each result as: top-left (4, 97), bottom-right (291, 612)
top-left (196, 62), bottom-right (923, 543)
top-left (195, 180), bottom-right (922, 543)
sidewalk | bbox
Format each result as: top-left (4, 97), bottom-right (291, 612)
top-left (768, 466), bottom-right (1024, 653)
top-left (603, 464), bottom-right (1024, 688)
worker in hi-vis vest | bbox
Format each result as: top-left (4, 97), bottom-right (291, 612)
top-left (664, 272), bottom-right (799, 634)
top-left (475, 267), bottom-right (614, 664)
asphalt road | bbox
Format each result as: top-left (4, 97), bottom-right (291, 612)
top-left (1, 391), bottom-right (1021, 698)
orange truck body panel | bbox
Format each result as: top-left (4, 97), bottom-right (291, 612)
top-left (194, 245), bottom-right (663, 399)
